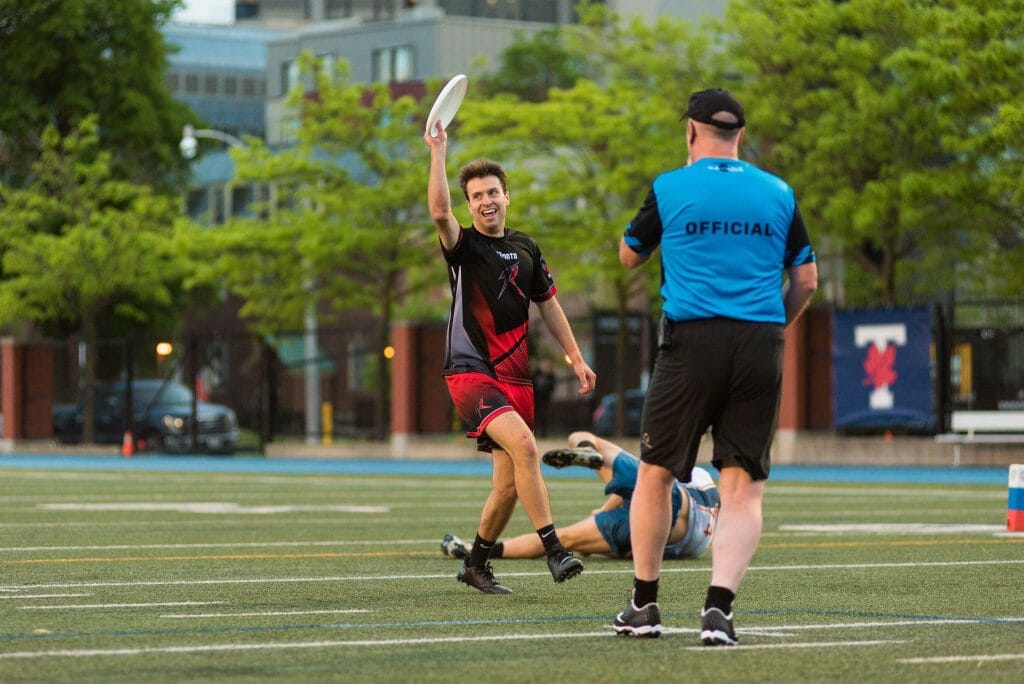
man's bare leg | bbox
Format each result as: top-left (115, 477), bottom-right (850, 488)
top-left (497, 517), bottom-right (611, 558)
top-left (484, 411), bottom-right (584, 582)
top-left (456, 446), bottom-right (519, 595)
top-left (485, 411), bottom-right (553, 528)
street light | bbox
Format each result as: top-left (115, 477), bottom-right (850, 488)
top-left (178, 124), bottom-right (244, 158)
top-left (178, 123), bottom-right (323, 445)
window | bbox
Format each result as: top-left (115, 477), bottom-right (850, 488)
top-left (243, 77), bottom-right (262, 97)
top-left (280, 60), bottom-right (301, 96)
top-left (372, 45), bottom-right (414, 83)
top-left (223, 76), bottom-right (237, 96)
top-left (204, 74), bottom-right (218, 95)
top-left (318, 53), bottom-right (336, 80)
top-left (326, 0), bottom-right (352, 18)
top-left (236, 1), bottom-right (259, 20)
top-left (372, 0), bottom-right (396, 21)
top-left (185, 73), bottom-right (199, 93)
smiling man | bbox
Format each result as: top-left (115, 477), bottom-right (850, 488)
top-left (424, 120), bottom-right (597, 595)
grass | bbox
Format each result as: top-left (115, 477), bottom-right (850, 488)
top-left (0, 460), bottom-right (1021, 682)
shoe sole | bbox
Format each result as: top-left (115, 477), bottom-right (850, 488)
top-left (700, 629), bottom-right (738, 646)
top-left (614, 624), bottom-right (662, 638)
top-left (441, 544), bottom-right (467, 559)
top-left (542, 449), bottom-right (602, 470)
top-left (541, 451), bottom-right (574, 468)
top-left (456, 575), bottom-right (513, 595)
top-left (551, 561), bottom-right (584, 583)
top-left (441, 535), bottom-right (468, 559)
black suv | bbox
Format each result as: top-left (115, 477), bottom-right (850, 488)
top-left (52, 379), bottom-right (240, 454)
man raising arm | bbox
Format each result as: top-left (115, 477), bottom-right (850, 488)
top-left (424, 120), bottom-right (597, 595)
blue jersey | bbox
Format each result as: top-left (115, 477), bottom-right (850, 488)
top-left (623, 158), bottom-right (815, 324)
top-left (594, 452), bottom-right (719, 560)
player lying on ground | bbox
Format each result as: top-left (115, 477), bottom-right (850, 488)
top-left (442, 431), bottom-right (720, 561)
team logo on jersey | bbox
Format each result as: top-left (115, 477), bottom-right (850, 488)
top-left (496, 257), bottom-right (525, 300)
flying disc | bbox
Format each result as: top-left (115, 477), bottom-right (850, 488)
top-left (426, 74), bottom-right (468, 137)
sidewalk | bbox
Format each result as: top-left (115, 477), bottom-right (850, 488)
top-left (3, 431), bottom-right (1021, 467)
top-left (266, 431), bottom-right (1023, 467)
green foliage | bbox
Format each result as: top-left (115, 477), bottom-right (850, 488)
top-left (0, 0), bottom-right (193, 186)
top-left (0, 117), bottom-right (187, 331)
top-left (473, 27), bottom-right (587, 102)
top-left (722, 0), bottom-right (1024, 303)
top-left (458, 5), bottom-right (717, 304)
top-left (181, 56), bottom-right (440, 438)
top-left (451, 5), bottom-right (718, 427)
top-left (184, 57), bottom-right (436, 336)
top-left (0, 117), bottom-right (189, 441)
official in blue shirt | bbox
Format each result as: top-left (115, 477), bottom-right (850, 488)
top-left (612, 88), bottom-right (818, 645)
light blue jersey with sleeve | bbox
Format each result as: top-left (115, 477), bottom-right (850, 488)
top-left (623, 158), bottom-right (816, 324)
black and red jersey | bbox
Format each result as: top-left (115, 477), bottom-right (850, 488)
top-left (441, 226), bottom-right (557, 384)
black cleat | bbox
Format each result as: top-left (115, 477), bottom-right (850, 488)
top-left (456, 561), bottom-right (512, 595)
top-left (542, 448), bottom-right (603, 470)
top-left (440, 533), bottom-right (469, 559)
top-left (700, 607), bottom-right (738, 646)
top-left (547, 550), bottom-right (584, 583)
top-left (613, 599), bottom-right (662, 638)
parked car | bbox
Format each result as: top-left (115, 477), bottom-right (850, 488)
top-left (52, 379), bottom-right (240, 454)
top-left (592, 388), bottom-right (645, 437)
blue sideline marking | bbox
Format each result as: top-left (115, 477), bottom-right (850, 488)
top-left (0, 453), bottom-right (1009, 485)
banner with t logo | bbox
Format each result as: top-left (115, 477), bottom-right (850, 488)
top-left (832, 308), bottom-right (936, 431)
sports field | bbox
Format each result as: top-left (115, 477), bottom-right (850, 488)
top-left (1, 455), bottom-right (1021, 682)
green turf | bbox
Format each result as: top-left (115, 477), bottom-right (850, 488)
top-left (1, 466), bottom-right (1021, 682)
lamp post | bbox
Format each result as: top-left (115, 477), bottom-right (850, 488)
top-left (179, 124), bottom-right (244, 159)
top-left (178, 123), bottom-right (322, 446)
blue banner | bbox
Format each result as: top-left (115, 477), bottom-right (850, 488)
top-left (832, 308), bottom-right (935, 431)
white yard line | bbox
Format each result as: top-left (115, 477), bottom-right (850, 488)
top-left (0, 636), bottom-right (903, 660)
top-left (743, 618), bottom-right (1024, 632)
top-left (36, 503), bottom-right (391, 514)
top-left (0, 470), bottom-right (490, 489)
top-left (20, 601), bottom-right (226, 610)
top-left (3, 558), bottom-right (1023, 591)
top-left (902, 653), bottom-right (1024, 664)
top-left (0, 518), bottom-right (418, 529)
top-left (0, 593), bottom-right (90, 599)
top-left (0, 539), bottom-right (436, 552)
top-left (161, 609), bottom-right (371, 618)
top-left (778, 523), bottom-right (1006, 534)
top-left (767, 486), bottom-right (1002, 499)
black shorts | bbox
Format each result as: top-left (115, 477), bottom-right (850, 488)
top-left (639, 317), bottom-right (784, 482)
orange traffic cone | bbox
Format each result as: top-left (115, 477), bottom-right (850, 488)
top-left (121, 430), bottom-right (134, 457)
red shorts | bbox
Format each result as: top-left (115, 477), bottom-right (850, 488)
top-left (445, 372), bottom-right (535, 453)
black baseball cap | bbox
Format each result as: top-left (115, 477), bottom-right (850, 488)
top-left (683, 88), bottom-right (745, 129)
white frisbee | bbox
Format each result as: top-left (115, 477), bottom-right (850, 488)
top-left (425, 74), bottom-right (468, 137)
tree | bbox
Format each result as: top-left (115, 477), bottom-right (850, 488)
top-left (473, 27), bottom-right (586, 102)
top-left (455, 4), bottom-right (717, 434)
top-left (0, 117), bottom-right (190, 443)
top-left (183, 58), bottom-right (438, 439)
top-left (0, 0), bottom-right (194, 186)
top-left (722, 0), bottom-right (1024, 304)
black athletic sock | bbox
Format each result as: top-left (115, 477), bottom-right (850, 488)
top-left (467, 534), bottom-right (495, 567)
top-left (536, 524), bottom-right (564, 556)
top-left (489, 542), bottom-right (504, 559)
top-left (704, 585), bottom-right (736, 614)
top-left (632, 577), bottom-right (659, 607)
top-left (577, 439), bottom-right (596, 450)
